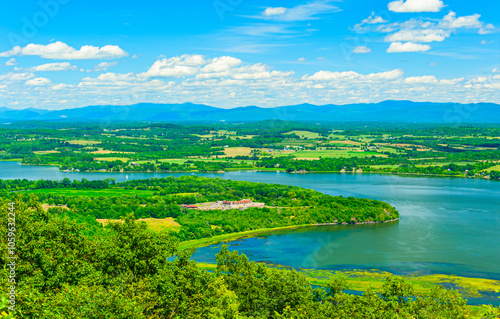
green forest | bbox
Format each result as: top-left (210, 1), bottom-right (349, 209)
top-left (3, 198), bottom-right (498, 319)
top-left (0, 176), bottom-right (399, 241)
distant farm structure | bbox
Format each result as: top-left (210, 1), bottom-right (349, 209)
top-left (182, 199), bottom-right (264, 211)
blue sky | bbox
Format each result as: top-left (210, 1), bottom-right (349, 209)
top-left (0, 0), bottom-right (498, 109)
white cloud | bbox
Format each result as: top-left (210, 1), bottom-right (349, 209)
top-left (479, 23), bottom-right (496, 35)
top-left (0, 72), bottom-right (35, 81)
top-left (405, 76), bottom-right (437, 84)
top-left (5, 58), bottom-right (17, 66)
top-left (354, 10), bottom-right (495, 54)
top-left (361, 12), bottom-right (387, 24)
top-left (263, 7), bottom-right (287, 17)
top-left (303, 69), bottom-right (403, 81)
top-left (493, 68), bottom-right (500, 73)
top-left (439, 77), bottom-right (464, 85)
top-left (52, 83), bottom-right (74, 90)
top-left (470, 76), bottom-right (488, 83)
top-left (26, 77), bottom-right (52, 86)
top-left (385, 29), bottom-right (449, 43)
top-left (388, 0), bottom-right (444, 13)
top-left (0, 41), bottom-right (128, 60)
top-left (492, 75), bottom-right (500, 80)
top-left (201, 56), bottom-right (242, 73)
top-left (257, 1), bottom-right (340, 22)
top-left (387, 42), bottom-right (431, 53)
top-left (91, 62), bottom-right (118, 72)
top-left (140, 54), bottom-right (206, 78)
top-left (231, 64), bottom-right (294, 80)
top-left (81, 72), bottom-right (135, 83)
top-left (438, 12), bottom-right (482, 29)
top-left (297, 57), bottom-right (307, 62)
top-left (2, 52), bottom-right (498, 110)
top-left (31, 62), bottom-right (77, 72)
top-left (353, 46), bottom-right (372, 54)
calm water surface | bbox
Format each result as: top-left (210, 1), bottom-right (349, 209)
top-left (1, 161), bottom-right (499, 280)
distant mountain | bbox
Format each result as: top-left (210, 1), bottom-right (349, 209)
top-left (1, 101), bottom-right (499, 123)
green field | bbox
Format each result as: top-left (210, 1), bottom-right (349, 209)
top-left (284, 130), bottom-right (322, 139)
top-left (482, 165), bottom-right (500, 172)
top-left (66, 139), bottom-right (102, 145)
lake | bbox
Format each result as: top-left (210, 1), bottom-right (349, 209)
top-left (1, 161), bottom-right (499, 280)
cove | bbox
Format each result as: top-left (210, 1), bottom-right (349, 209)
top-left (1, 161), bottom-right (499, 280)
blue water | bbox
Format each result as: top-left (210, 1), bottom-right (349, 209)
top-left (1, 162), bottom-right (499, 280)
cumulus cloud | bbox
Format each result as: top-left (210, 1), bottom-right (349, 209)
top-left (91, 62), bottom-right (118, 72)
top-left (5, 58), bottom-right (17, 66)
top-left (52, 83), bottom-right (74, 90)
top-left (361, 12), bottom-right (387, 24)
top-left (405, 75), bottom-right (438, 84)
top-left (140, 54), bottom-right (206, 78)
top-left (303, 69), bottom-right (403, 81)
top-left (0, 41), bottom-right (128, 60)
top-left (354, 9), bottom-right (495, 54)
top-left (479, 23), bottom-right (496, 35)
top-left (30, 62), bottom-right (77, 72)
top-left (26, 77), bottom-right (52, 86)
top-left (388, 0), bottom-right (444, 13)
top-left (470, 76), bottom-right (488, 83)
top-left (387, 42), bottom-right (431, 53)
top-left (385, 29), bottom-right (449, 43)
top-left (2, 52), bottom-right (497, 110)
top-left (439, 77), bottom-right (464, 85)
top-left (353, 46), bottom-right (372, 54)
top-left (438, 12), bottom-right (481, 29)
top-left (0, 72), bottom-right (35, 81)
top-left (201, 56), bottom-right (242, 73)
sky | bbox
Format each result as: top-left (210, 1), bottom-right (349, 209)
top-left (0, 0), bottom-right (499, 110)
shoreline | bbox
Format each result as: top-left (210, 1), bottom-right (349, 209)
top-left (0, 161), bottom-right (495, 182)
top-left (178, 218), bottom-right (399, 250)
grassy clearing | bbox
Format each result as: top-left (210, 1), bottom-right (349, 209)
top-left (66, 140), bottom-right (101, 145)
top-left (91, 150), bottom-right (135, 154)
top-left (222, 147), bottom-right (253, 157)
top-left (284, 130), bottom-right (321, 139)
top-left (25, 188), bottom-right (155, 197)
top-left (97, 217), bottom-right (181, 232)
top-left (94, 157), bottom-right (130, 162)
top-left (274, 140), bottom-right (318, 147)
top-left (369, 165), bottom-right (400, 169)
top-left (33, 150), bottom-right (60, 154)
top-left (482, 165), bottom-right (500, 172)
top-left (41, 204), bottom-right (69, 211)
top-left (327, 140), bottom-right (362, 146)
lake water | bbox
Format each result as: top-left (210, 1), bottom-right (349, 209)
top-left (1, 161), bottom-right (499, 281)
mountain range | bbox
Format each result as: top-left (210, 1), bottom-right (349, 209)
top-left (0, 100), bottom-right (499, 123)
